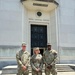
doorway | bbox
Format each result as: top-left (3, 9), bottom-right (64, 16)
top-left (31, 24), bottom-right (47, 55)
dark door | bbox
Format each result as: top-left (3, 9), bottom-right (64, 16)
top-left (31, 24), bottom-right (47, 55)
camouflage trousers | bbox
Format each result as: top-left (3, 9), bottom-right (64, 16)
top-left (17, 69), bottom-right (29, 75)
top-left (32, 69), bottom-right (42, 75)
top-left (45, 66), bottom-right (57, 75)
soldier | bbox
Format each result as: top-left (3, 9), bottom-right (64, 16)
top-left (43, 43), bottom-right (57, 75)
top-left (16, 42), bottom-right (30, 75)
top-left (30, 47), bottom-right (43, 75)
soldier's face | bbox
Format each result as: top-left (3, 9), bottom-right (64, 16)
top-left (35, 50), bottom-right (40, 54)
top-left (48, 45), bottom-right (51, 50)
top-left (22, 46), bottom-right (26, 51)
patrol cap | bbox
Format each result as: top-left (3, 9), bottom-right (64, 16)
top-left (47, 43), bottom-right (51, 46)
top-left (22, 42), bottom-right (26, 47)
top-left (33, 47), bottom-right (39, 51)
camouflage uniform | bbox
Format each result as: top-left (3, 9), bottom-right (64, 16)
top-left (30, 54), bottom-right (43, 75)
top-left (16, 50), bottom-right (30, 75)
top-left (43, 49), bottom-right (57, 75)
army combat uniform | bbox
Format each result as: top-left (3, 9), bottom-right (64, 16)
top-left (16, 50), bottom-right (30, 75)
top-left (43, 49), bottom-right (57, 75)
top-left (30, 54), bottom-right (43, 75)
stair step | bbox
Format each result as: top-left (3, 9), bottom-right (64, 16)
top-left (1, 66), bottom-right (17, 74)
top-left (56, 65), bottom-right (74, 72)
top-left (1, 64), bottom-right (75, 75)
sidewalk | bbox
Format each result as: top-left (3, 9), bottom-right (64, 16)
top-left (0, 70), bottom-right (75, 75)
top-left (57, 72), bottom-right (75, 75)
top-left (25, 72), bottom-right (75, 75)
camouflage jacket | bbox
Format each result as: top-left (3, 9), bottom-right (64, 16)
top-left (43, 49), bottom-right (57, 66)
top-left (16, 50), bottom-right (30, 68)
top-left (30, 54), bottom-right (43, 71)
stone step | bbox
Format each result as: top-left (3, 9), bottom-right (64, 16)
top-left (56, 65), bottom-right (74, 72)
top-left (1, 65), bottom-right (17, 74)
top-left (1, 64), bottom-right (75, 75)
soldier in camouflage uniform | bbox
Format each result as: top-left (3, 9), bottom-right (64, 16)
top-left (43, 43), bottom-right (57, 75)
top-left (16, 42), bottom-right (30, 75)
top-left (30, 47), bottom-right (43, 75)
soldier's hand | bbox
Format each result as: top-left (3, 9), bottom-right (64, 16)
top-left (36, 68), bottom-right (40, 72)
top-left (22, 65), bottom-right (27, 71)
top-left (50, 65), bottom-right (52, 68)
top-left (47, 65), bottom-right (52, 69)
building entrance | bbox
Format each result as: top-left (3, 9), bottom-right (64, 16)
top-left (31, 24), bottom-right (47, 55)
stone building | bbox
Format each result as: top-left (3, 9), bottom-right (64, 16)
top-left (0, 0), bottom-right (75, 68)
